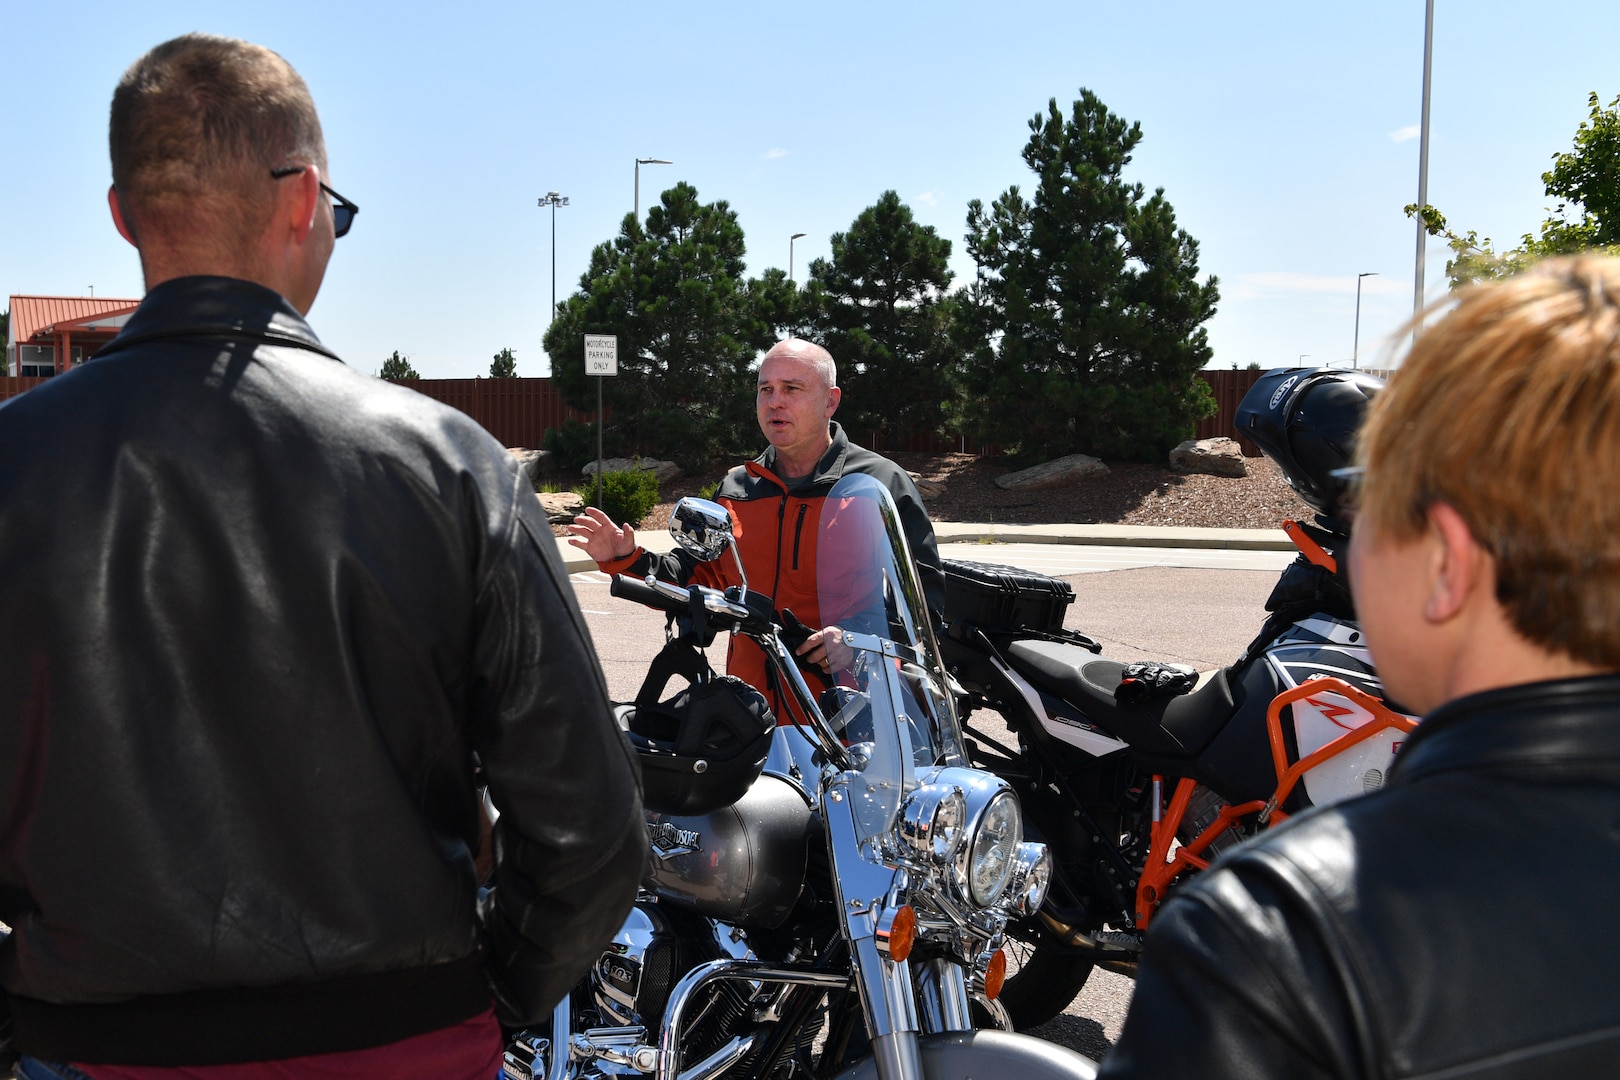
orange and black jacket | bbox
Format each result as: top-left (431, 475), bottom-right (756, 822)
top-left (597, 422), bottom-right (942, 722)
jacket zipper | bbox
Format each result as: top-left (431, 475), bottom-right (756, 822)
top-left (770, 493), bottom-right (787, 605)
top-left (791, 504), bottom-right (809, 570)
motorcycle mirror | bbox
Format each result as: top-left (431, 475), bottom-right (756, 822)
top-left (669, 497), bottom-right (749, 594)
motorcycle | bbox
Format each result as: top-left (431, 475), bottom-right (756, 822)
top-left (499, 472), bottom-right (1098, 1080)
top-left (936, 367), bottom-right (1417, 1030)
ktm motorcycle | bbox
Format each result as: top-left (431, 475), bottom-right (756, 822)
top-left (937, 368), bottom-right (1413, 1030)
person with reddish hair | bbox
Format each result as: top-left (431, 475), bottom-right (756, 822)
top-left (1101, 255), bottom-right (1620, 1078)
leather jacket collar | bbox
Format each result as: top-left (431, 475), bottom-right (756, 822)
top-left (1391, 673), bottom-right (1620, 786)
top-left (97, 275), bottom-right (341, 362)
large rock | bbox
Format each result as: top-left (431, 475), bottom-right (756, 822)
top-left (908, 472), bottom-right (945, 501)
top-left (582, 456), bottom-right (684, 485)
top-left (507, 447), bottom-right (553, 491)
top-left (995, 454), bottom-right (1109, 491)
top-left (537, 491), bottom-right (585, 525)
top-left (1169, 437), bottom-right (1248, 478)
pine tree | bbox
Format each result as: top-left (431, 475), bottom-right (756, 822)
top-left (962, 89), bottom-right (1219, 462)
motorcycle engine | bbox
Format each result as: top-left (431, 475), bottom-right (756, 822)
top-left (593, 904), bottom-right (680, 1027)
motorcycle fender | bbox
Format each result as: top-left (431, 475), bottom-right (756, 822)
top-left (832, 1030), bottom-right (1098, 1080)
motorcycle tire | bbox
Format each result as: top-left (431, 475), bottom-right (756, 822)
top-left (993, 921), bottom-right (1095, 1031)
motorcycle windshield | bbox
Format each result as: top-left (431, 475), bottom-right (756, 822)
top-left (814, 473), bottom-right (964, 844)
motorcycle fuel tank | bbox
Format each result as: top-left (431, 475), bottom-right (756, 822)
top-left (644, 773), bottom-right (813, 929)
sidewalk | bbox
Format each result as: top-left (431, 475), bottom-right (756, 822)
top-left (554, 520), bottom-right (1292, 575)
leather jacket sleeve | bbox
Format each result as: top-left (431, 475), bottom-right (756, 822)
top-left (1098, 852), bottom-right (1371, 1080)
top-left (469, 475), bottom-right (646, 1026)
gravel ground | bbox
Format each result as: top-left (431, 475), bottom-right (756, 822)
top-left (595, 450), bottom-right (1315, 537)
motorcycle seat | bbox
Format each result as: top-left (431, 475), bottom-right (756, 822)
top-left (1004, 640), bottom-right (1235, 759)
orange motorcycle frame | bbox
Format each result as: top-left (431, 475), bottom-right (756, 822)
top-left (1133, 676), bottom-right (1418, 928)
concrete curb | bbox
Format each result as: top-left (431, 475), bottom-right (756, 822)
top-left (556, 520), bottom-right (1294, 575)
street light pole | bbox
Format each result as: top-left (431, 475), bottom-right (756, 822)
top-left (789, 232), bottom-right (806, 285)
top-left (1413, 0), bottom-right (1435, 342)
top-left (634, 157), bottom-right (673, 227)
top-left (537, 191), bottom-right (570, 323)
top-left (1353, 272), bottom-right (1378, 370)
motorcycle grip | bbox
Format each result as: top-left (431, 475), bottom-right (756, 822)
top-left (610, 573), bottom-right (688, 614)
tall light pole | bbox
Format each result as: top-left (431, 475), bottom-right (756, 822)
top-left (634, 157), bottom-right (673, 227)
top-left (1412, 0), bottom-right (1435, 342)
top-left (789, 232), bottom-right (807, 285)
top-left (1353, 272), bottom-right (1378, 370)
top-left (537, 191), bottom-right (569, 323)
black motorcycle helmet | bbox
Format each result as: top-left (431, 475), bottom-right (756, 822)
top-left (1235, 368), bottom-right (1385, 518)
top-left (621, 636), bottom-right (775, 816)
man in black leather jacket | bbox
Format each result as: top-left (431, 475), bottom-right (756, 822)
top-left (1100, 255), bottom-right (1620, 1079)
top-left (0, 34), bottom-right (643, 1075)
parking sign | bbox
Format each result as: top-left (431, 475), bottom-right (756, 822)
top-left (584, 334), bottom-right (618, 376)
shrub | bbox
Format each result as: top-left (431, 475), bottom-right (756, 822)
top-left (698, 478), bottom-right (722, 501)
top-left (576, 468), bottom-right (660, 526)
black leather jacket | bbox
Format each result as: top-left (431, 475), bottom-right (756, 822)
top-left (1100, 674), bottom-right (1620, 1079)
top-left (0, 277), bottom-right (644, 1065)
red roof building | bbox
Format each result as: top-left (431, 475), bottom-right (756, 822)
top-left (7, 294), bottom-right (142, 377)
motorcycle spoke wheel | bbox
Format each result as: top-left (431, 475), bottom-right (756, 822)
top-left (987, 920), bottom-right (1095, 1031)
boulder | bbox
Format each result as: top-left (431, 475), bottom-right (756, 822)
top-left (1169, 437), bottom-right (1248, 478)
top-left (507, 447), bottom-right (553, 491)
top-left (995, 454), bottom-right (1109, 491)
top-left (909, 472), bottom-right (945, 501)
top-left (537, 491), bottom-right (585, 525)
top-left (582, 456), bottom-right (684, 485)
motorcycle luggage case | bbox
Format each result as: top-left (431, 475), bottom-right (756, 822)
top-left (942, 560), bottom-right (1074, 635)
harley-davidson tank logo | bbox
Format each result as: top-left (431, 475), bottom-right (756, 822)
top-left (648, 820), bottom-right (701, 859)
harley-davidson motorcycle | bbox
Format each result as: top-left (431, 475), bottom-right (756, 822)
top-left (937, 367), bottom-right (1419, 1030)
top-left (499, 473), bottom-right (1098, 1080)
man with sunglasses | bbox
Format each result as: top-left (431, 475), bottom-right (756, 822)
top-left (0, 33), bottom-right (643, 1079)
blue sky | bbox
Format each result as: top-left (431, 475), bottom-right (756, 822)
top-left (6, 1), bottom-right (1618, 379)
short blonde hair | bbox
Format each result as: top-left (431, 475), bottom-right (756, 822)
top-left (1356, 255), bottom-right (1620, 668)
top-left (110, 34), bottom-right (325, 252)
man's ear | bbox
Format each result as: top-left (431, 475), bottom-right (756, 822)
top-left (825, 385), bottom-right (841, 417)
top-left (108, 186), bottom-right (138, 248)
top-left (1424, 502), bottom-right (1488, 623)
top-left (285, 165), bottom-right (322, 244)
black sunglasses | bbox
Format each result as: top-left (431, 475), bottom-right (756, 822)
top-left (270, 166), bottom-right (359, 238)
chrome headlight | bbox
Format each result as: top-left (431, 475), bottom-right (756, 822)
top-left (1001, 842), bottom-right (1052, 917)
top-left (898, 783), bottom-right (967, 864)
top-left (960, 790), bottom-right (1022, 906)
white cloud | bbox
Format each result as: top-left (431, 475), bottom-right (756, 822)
top-left (1388, 124), bottom-right (1422, 143)
top-left (915, 190), bottom-right (940, 207)
top-left (765, 148), bottom-right (789, 159)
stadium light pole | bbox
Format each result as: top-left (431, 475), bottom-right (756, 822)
top-left (1353, 272), bottom-right (1378, 370)
top-left (789, 232), bottom-right (807, 285)
top-left (634, 158), bottom-right (673, 226)
top-left (537, 191), bottom-right (570, 323)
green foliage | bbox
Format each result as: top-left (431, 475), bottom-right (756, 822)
top-left (543, 181), bottom-right (790, 471)
top-left (575, 469), bottom-right (660, 526)
top-left (801, 191), bottom-right (965, 446)
top-left (958, 89), bottom-right (1220, 463)
top-left (543, 416), bottom-right (621, 470)
top-left (1407, 90), bottom-right (1620, 288)
top-left (380, 350), bottom-right (419, 380)
top-left (698, 478), bottom-right (722, 501)
top-left (489, 346), bottom-right (518, 378)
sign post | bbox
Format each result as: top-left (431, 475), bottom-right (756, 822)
top-left (583, 334), bottom-right (618, 509)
